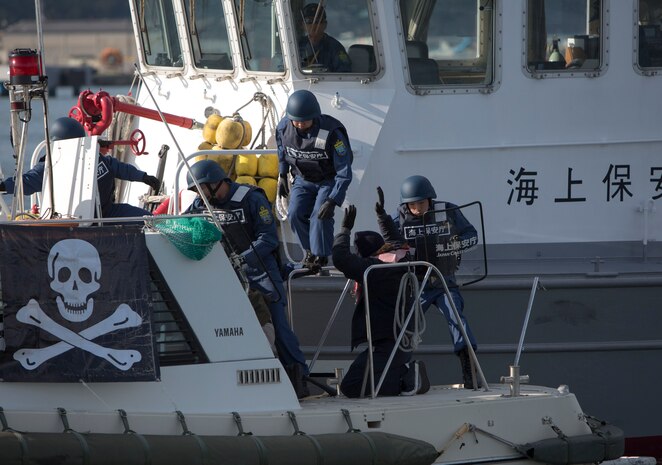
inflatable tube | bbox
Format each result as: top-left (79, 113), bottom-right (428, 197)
top-left (519, 423), bottom-right (624, 465)
top-left (0, 431), bottom-right (439, 465)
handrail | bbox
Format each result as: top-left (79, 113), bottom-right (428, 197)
top-left (362, 260), bottom-right (489, 398)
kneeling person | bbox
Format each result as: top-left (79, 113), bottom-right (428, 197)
top-left (332, 205), bottom-right (429, 398)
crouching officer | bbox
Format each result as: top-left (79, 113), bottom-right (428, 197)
top-left (276, 89), bottom-right (353, 272)
top-left (376, 175), bottom-right (480, 389)
top-left (185, 160), bottom-right (310, 398)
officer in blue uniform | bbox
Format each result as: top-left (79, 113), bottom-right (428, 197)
top-left (376, 175), bottom-right (480, 389)
top-left (185, 160), bottom-right (310, 398)
top-left (276, 89), bottom-right (353, 272)
top-left (0, 117), bottom-right (159, 218)
top-left (297, 3), bottom-right (351, 72)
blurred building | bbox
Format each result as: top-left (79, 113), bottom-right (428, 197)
top-left (0, 19), bottom-right (135, 75)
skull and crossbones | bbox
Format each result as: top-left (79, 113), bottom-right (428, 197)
top-left (12, 239), bottom-right (142, 371)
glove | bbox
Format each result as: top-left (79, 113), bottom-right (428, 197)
top-left (342, 205), bottom-right (357, 230)
top-left (0, 181), bottom-right (5, 192)
top-left (277, 176), bottom-right (289, 198)
top-left (317, 199), bottom-right (336, 220)
top-left (143, 174), bottom-right (161, 192)
top-left (375, 186), bottom-right (385, 215)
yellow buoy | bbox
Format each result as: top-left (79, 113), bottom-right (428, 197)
top-left (216, 115), bottom-right (251, 149)
top-left (202, 114), bottom-right (224, 144)
top-left (258, 177), bottom-right (278, 203)
top-left (235, 176), bottom-right (257, 186)
top-left (211, 150), bottom-right (234, 174)
top-left (236, 154), bottom-right (258, 176)
top-left (194, 141), bottom-right (214, 161)
top-left (257, 153), bottom-right (279, 178)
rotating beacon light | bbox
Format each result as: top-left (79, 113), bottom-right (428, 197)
top-left (8, 48), bottom-right (41, 86)
top-left (6, 48), bottom-right (45, 122)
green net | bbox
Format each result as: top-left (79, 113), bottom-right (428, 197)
top-left (154, 217), bottom-right (222, 260)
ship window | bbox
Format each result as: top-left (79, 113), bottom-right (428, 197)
top-left (398, 0), bottom-right (496, 89)
top-left (291, 0), bottom-right (378, 75)
top-left (184, 0), bottom-right (233, 71)
top-left (636, 0), bottom-right (662, 73)
top-left (233, 0), bottom-right (285, 73)
top-left (525, 0), bottom-right (605, 77)
top-left (134, 0), bottom-right (183, 68)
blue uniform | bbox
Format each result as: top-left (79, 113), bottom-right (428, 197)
top-left (276, 115), bottom-right (353, 257)
top-left (299, 33), bottom-right (351, 72)
top-left (186, 182), bottom-right (308, 372)
top-left (380, 201), bottom-right (478, 354)
top-left (2, 154), bottom-right (151, 218)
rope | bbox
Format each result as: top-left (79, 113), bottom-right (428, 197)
top-left (393, 269), bottom-right (425, 352)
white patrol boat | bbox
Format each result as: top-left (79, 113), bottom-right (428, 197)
top-left (1, 0), bottom-right (659, 463)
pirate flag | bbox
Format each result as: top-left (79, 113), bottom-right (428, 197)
top-left (0, 225), bottom-right (159, 382)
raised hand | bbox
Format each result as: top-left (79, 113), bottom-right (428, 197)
top-left (342, 205), bottom-right (357, 230)
top-left (375, 186), bottom-right (385, 215)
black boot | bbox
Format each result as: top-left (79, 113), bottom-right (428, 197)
top-left (286, 363), bottom-right (310, 399)
top-left (458, 348), bottom-right (479, 389)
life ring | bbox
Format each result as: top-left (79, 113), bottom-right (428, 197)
top-left (99, 47), bottom-right (123, 68)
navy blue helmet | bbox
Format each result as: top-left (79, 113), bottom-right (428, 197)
top-left (400, 175), bottom-right (437, 204)
top-left (50, 117), bottom-right (86, 141)
top-left (187, 160), bottom-right (227, 190)
top-left (286, 90), bottom-right (321, 122)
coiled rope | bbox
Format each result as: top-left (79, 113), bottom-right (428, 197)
top-left (393, 269), bottom-right (426, 352)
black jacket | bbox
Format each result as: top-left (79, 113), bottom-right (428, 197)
top-left (332, 228), bottom-right (412, 349)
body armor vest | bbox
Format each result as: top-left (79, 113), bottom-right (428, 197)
top-left (209, 185), bottom-right (258, 254)
top-left (398, 201), bottom-right (459, 275)
top-left (281, 115), bottom-right (346, 182)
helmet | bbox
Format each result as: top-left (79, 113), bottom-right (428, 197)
top-left (286, 90), bottom-right (321, 122)
top-left (50, 117), bottom-right (86, 141)
top-left (400, 175), bottom-right (437, 204)
top-left (187, 160), bottom-right (227, 190)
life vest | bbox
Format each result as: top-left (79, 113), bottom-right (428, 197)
top-left (205, 184), bottom-right (260, 254)
top-left (280, 115), bottom-right (347, 182)
top-left (398, 201), bottom-right (459, 276)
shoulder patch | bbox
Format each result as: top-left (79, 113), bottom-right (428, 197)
top-left (258, 205), bottom-right (273, 225)
top-left (334, 139), bottom-right (347, 156)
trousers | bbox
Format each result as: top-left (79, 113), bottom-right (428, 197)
top-left (288, 177), bottom-right (335, 257)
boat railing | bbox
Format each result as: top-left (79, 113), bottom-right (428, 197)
top-left (295, 259), bottom-right (489, 399)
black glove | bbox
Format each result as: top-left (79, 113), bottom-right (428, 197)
top-left (277, 176), bottom-right (289, 198)
top-left (317, 199), bottom-right (336, 220)
top-left (375, 186), bottom-right (385, 215)
top-left (143, 174), bottom-right (161, 192)
top-left (0, 181), bottom-right (5, 192)
top-left (342, 205), bottom-right (356, 230)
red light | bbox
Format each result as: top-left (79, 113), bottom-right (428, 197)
top-left (8, 48), bottom-right (41, 85)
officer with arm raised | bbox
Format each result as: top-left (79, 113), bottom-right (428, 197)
top-left (375, 176), bottom-right (480, 389)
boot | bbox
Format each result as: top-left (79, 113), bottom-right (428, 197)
top-left (458, 348), bottom-right (480, 389)
top-left (313, 255), bottom-right (329, 275)
top-left (286, 363), bottom-right (310, 399)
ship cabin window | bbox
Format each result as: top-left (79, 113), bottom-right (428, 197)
top-left (636, 0), bottom-right (662, 73)
top-left (184, 0), bottom-right (233, 71)
top-left (134, 0), bottom-right (183, 68)
top-left (233, 0), bottom-right (285, 73)
top-left (398, 0), bottom-right (496, 91)
top-left (525, 0), bottom-right (605, 77)
top-left (290, 0), bottom-right (379, 77)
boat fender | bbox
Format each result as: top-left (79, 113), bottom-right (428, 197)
top-left (0, 430), bottom-right (440, 465)
top-left (519, 423), bottom-right (624, 465)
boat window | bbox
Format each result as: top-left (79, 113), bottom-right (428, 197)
top-left (636, 0), bottom-right (662, 73)
top-left (524, 0), bottom-right (605, 77)
top-left (233, 0), bottom-right (285, 73)
top-left (134, 0), bottom-right (183, 68)
top-left (290, 0), bottom-right (378, 76)
top-left (398, 0), bottom-right (496, 90)
top-left (183, 0), bottom-right (234, 71)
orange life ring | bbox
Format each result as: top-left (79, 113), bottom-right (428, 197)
top-left (99, 47), bottom-right (123, 67)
